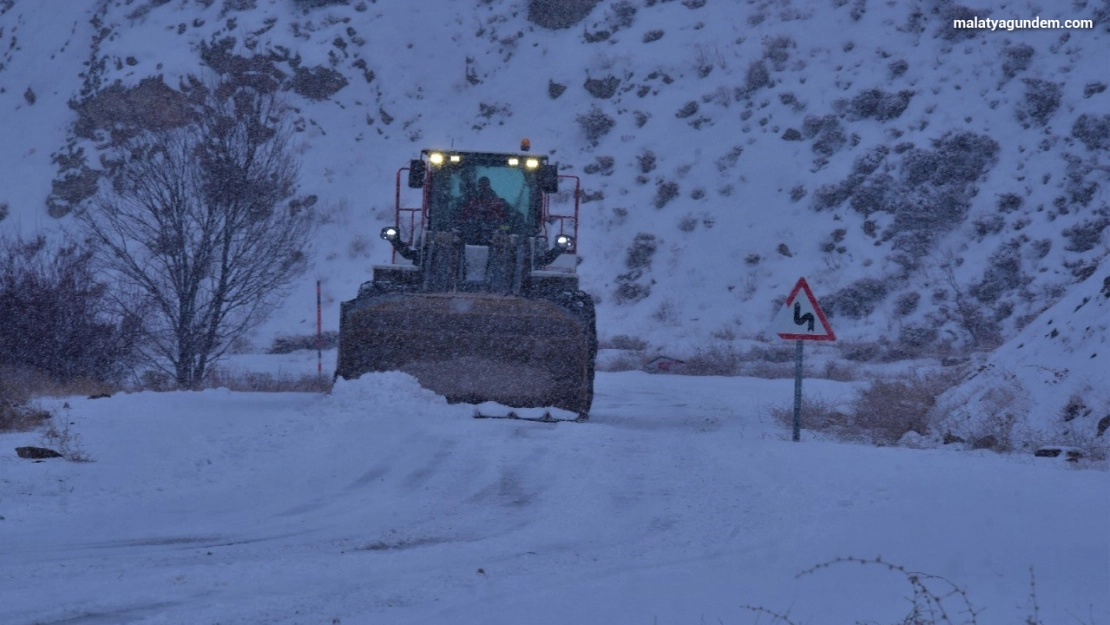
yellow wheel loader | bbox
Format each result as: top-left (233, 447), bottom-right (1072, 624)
top-left (335, 143), bottom-right (596, 420)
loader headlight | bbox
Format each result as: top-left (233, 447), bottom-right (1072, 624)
top-left (525, 158), bottom-right (540, 169)
top-left (554, 234), bottom-right (574, 250)
top-left (507, 157), bottom-right (520, 166)
top-left (381, 226), bottom-right (400, 241)
top-left (429, 152), bottom-right (445, 165)
top-left (537, 234), bottom-right (575, 266)
top-left (449, 154), bottom-right (461, 163)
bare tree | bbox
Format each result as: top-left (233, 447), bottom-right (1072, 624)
top-left (930, 248), bottom-right (1001, 350)
top-left (78, 80), bottom-right (314, 389)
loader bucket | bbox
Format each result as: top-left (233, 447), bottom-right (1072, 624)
top-left (336, 289), bottom-right (596, 417)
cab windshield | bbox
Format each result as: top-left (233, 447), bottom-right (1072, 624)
top-left (427, 160), bottom-right (539, 235)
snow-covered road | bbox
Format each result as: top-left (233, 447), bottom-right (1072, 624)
top-left (2, 371), bottom-right (1106, 625)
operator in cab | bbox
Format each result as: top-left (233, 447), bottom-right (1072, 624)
top-left (458, 176), bottom-right (520, 244)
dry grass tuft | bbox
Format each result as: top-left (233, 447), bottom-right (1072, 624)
top-left (767, 395), bottom-right (852, 436)
top-left (744, 360), bottom-right (795, 379)
top-left (683, 344), bottom-right (741, 376)
top-left (0, 365), bottom-right (118, 399)
top-left (596, 351), bottom-right (646, 372)
top-left (853, 369), bottom-right (960, 444)
top-left (1, 402), bottom-right (51, 433)
top-left (601, 334), bottom-right (648, 351)
top-left (1, 367), bottom-right (54, 432)
top-left (820, 360), bottom-right (859, 382)
top-left (765, 369), bottom-right (959, 444)
top-left (41, 416), bottom-right (93, 463)
top-left (201, 367), bottom-right (334, 393)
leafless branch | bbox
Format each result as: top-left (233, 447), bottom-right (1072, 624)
top-left (77, 77), bottom-right (314, 388)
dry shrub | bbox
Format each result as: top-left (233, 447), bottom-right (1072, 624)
top-left (840, 340), bottom-right (881, 362)
top-left (269, 331), bottom-right (339, 354)
top-left (747, 344), bottom-right (795, 363)
top-left (744, 361), bottom-right (794, 379)
top-left (41, 416), bottom-right (93, 463)
top-left (0, 364), bottom-right (118, 399)
top-left (767, 395), bottom-right (850, 435)
top-left (1, 400), bottom-right (50, 433)
top-left (596, 351), bottom-right (645, 372)
top-left (597, 334), bottom-right (647, 372)
top-left (821, 360), bottom-right (859, 382)
top-left (201, 367), bottom-right (333, 393)
top-left (853, 370), bottom-right (959, 444)
top-left (740, 355), bottom-right (858, 381)
top-left (602, 334), bottom-right (648, 351)
top-left (684, 344), bottom-right (740, 376)
top-left (1, 365), bottom-right (91, 432)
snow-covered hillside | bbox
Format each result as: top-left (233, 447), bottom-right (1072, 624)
top-left (2, 0), bottom-right (1108, 355)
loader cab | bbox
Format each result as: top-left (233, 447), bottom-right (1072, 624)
top-left (414, 150), bottom-right (556, 241)
top-left (386, 145), bottom-right (580, 274)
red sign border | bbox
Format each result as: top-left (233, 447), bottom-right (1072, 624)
top-left (777, 277), bottom-right (836, 342)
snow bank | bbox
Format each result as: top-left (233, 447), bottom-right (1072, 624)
top-left (327, 371), bottom-right (451, 411)
top-left (325, 371), bottom-right (579, 421)
top-left (931, 259), bottom-right (1110, 456)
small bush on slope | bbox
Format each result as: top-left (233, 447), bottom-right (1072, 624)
top-left (1072, 113), bottom-right (1110, 151)
top-left (576, 106), bottom-right (615, 145)
top-left (200, 367), bottom-right (333, 393)
top-left (1016, 78), bottom-right (1061, 127)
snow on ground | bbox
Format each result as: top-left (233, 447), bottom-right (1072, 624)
top-left (2, 371), bottom-right (1106, 624)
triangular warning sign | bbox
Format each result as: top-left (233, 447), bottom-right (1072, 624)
top-left (773, 277), bottom-right (836, 341)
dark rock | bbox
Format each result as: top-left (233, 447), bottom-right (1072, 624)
top-left (16, 446), bottom-right (63, 460)
top-left (942, 432), bottom-right (965, 445)
top-left (1097, 415), bottom-right (1109, 437)
top-left (88, 393), bottom-right (112, 400)
top-left (1035, 446), bottom-right (1084, 462)
top-left (782, 128), bottom-right (803, 141)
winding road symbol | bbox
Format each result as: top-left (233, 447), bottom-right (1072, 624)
top-left (793, 301), bottom-right (815, 332)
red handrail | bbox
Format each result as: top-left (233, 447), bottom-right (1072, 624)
top-left (543, 174), bottom-right (581, 255)
top-left (393, 167), bottom-right (426, 264)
